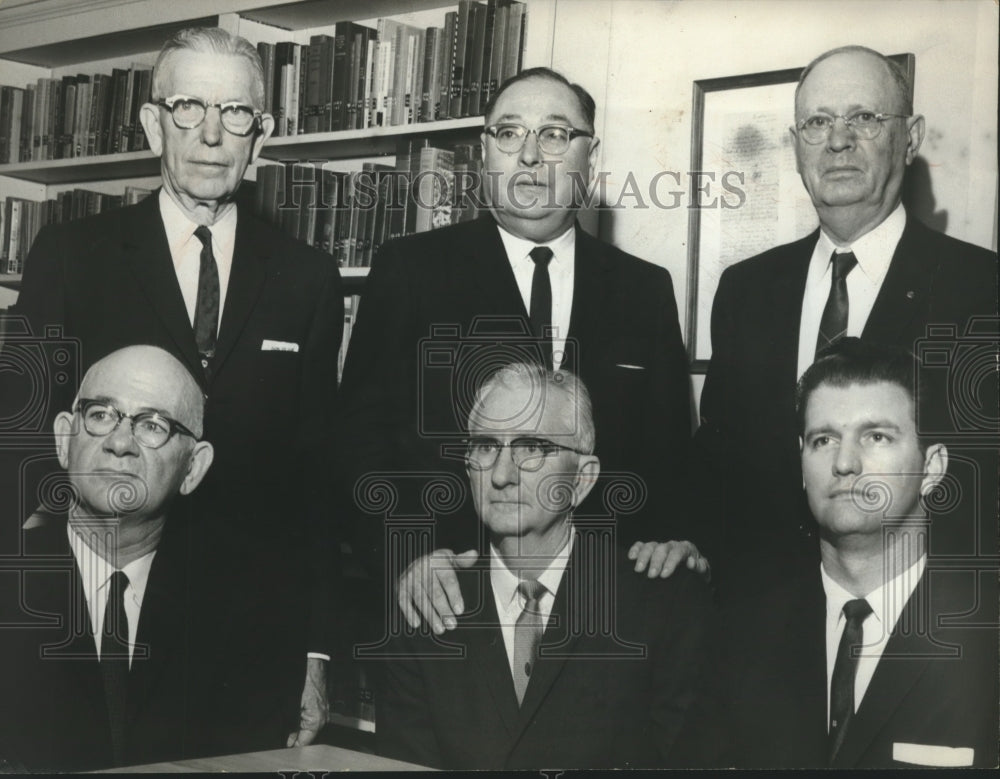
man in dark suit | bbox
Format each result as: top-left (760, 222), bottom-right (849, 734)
top-left (0, 346), bottom-right (221, 770)
top-left (377, 362), bottom-right (710, 769)
top-left (680, 340), bottom-right (998, 768)
top-left (695, 45), bottom-right (998, 587)
top-left (4, 27), bottom-right (342, 746)
top-left (339, 67), bottom-right (703, 636)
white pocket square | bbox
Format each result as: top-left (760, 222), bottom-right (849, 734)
top-left (893, 742), bottom-right (974, 767)
top-left (261, 339), bottom-right (299, 352)
top-left (615, 363), bottom-right (645, 370)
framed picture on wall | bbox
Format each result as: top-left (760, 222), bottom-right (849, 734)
top-left (684, 53), bottom-right (915, 371)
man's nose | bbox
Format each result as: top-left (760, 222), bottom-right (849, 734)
top-left (518, 130), bottom-right (542, 166)
top-left (102, 420), bottom-right (140, 457)
top-left (826, 116), bottom-right (857, 152)
top-left (199, 106), bottom-right (224, 146)
top-left (490, 445), bottom-right (520, 487)
top-left (832, 439), bottom-right (861, 476)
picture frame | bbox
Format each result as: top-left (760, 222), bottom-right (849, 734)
top-left (684, 53), bottom-right (916, 371)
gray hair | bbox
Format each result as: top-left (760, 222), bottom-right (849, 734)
top-left (152, 26), bottom-right (266, 109)
top-left (468, 362), bottom-right (596, 454)
top-left (795, 45), bottom-right (913, 116)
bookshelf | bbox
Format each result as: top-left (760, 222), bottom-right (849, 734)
top-left (0, 1), bottom-right (555, 290)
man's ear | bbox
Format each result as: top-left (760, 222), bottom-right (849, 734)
top-left (53, 412), bottom-right (75, 470)
top-left (140, 103), bottom-right (164, 157)
top-left (919, 442), bottom-right (948, 497)
top-left (179, 441), bottom-right (214, 496)
top-left (790, 126), bottom-right (804, 175)
top-left (570, 456), bottom-right (601, 508)
top-left (586, 136), bottom-right (601, 191)
top-left (904, 114), bottom-right (925, 165)
top-left (249, 114), bottom-right (275, 163)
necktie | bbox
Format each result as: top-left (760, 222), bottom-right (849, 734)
top-left (100, 570), bottom-right (130, 766)
top-left (816, 250), bottom-right (857, 357)
top-left (512, 578), bottom-right (547, 705)
top-left (528, 246), bottom-right (554, 370)
top-left (828, 597), bottom-right (872, 762)
top-left (193, 225), bottom-right (220, 377)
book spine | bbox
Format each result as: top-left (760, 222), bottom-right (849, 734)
top-left (461, 3), bottom-right (483, 117)
top-left (450, 2), bottom-right (471, 118)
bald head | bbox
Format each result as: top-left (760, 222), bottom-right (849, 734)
top-left (78, 345), bottom-right (206, 438)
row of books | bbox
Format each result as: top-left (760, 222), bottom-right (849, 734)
top-left (254, 137), bottom-right (483, 267)
top-left (260, 0), bottom-right (527, 135)
top-left (0, 67), bottom-right (152, 164)
top-left (0, 187), bottom-right (152, 274)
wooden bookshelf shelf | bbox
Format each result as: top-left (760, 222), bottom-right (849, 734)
top-left (340, 268), bottom-right (369, 278)
top-left (0, 273), bottom-right (22, 290)
top-left (243, 0), bottom-right (459, 29)
top-left (0, 117), bottom-right (484, 184)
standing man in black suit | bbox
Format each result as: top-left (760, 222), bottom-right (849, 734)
top-left (339, 67), bottom-right (704, 636)
top-left (6, 27), bottom-right (343, 747)
top-left (0, 346), bottom-right (219, 770)
top-left (695, 46), bottom-right (998, 587)
top-left (680, 340), bottom-right (998, 768)
top-left (378, 362), bottom-right (710, 769)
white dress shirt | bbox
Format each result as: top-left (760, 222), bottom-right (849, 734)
top-left (158, 189), bottom-right (237, 331)
top-left (490, 531), bottom-right (575, 672)
top-left (496, 223), bottom-right (575, 371)
top-left (797, 203), bottom-right (906, 377)
top-left (821, 553), bottom-right (926, 726)
top-left (67, 521), bottom-right (157, 667)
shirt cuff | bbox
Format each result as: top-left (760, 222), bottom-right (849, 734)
top-left (307, 652), bottom-right (331, 662)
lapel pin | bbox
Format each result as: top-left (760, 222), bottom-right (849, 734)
top-left (906, 290), bottom-right (915, 299)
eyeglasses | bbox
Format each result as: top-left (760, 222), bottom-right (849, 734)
top-left (795, 111), bottom-right (910, 144)
top-left (464, 436), bottom-right (586, 472)
top-left (156, 95), bottom-right (262, 137)
top-left (485, 123), bottom-right (594, 155)
top-left (74, 399), bottom-right (197, 450)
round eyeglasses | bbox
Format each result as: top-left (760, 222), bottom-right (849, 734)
top-left (74, 399), bottom-right (197, 450)
top-left (485, 123), bottom-right (594, 155)
top-left (464, 436), bottom-right (586, 472)
top-left (156, 95), bottom-right (262, 137)
top-left (795, 111), bottom-right (910, 145)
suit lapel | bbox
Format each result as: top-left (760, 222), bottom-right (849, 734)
top-left (461, 217), bottom-right (529, 321)
top-left (861, 219), bottom-right (933, 344)
top-left (460, 571), bottom-right (520, 736)
top-left (121, 193), bottom-right (202, 378)
top-left (833, 572), bottom-right (941, 767)
top-left (565, 226), bottom-right (612, 376)
top-left (212, 209), bottom-right (267, 379)
top-left (771, 233), bottom-right (814, 389)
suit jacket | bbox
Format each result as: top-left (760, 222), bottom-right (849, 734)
top-left (694, 216), bottom-right (999, 585)
top-left (0, 507), bottom-right (241, 771)
top-left (338, 216), bottom-right (692, 572)
top-left (377, 535), bottom-right (711, 769)
top-left (679, 561), bottom-right (999, 768)
top-left (4, 192), bottom-right (344, 732)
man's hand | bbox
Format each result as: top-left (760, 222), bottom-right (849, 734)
top-left (286, 657), bottom-right (329, 747)
top-left (628, 540), bottom-right (711, 581)
top-left (397, 548), bottom-right (479, 634)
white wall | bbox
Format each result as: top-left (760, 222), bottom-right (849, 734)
top-left (547, 0), bottom-right (998, 416)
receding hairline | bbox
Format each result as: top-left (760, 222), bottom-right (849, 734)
top-left (795, 45), bottom-right (913, 115)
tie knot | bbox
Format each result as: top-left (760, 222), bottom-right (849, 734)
top-left (517, 578), bottom-right (546, 604)
top-left (108, 570), bottom-right (130, 592)
top-left (529, 246), bottom-right (553, 267)
top-left (831, 251), bottom-right (858, 280)
top-left (843, 598), bottom-right (872, 623)
top-left (194, 225), bottom-right (213, 248)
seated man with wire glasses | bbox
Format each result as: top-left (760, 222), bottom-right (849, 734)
top-left (0, 345), bottom-right (227, 770)
top-left (377, 362), bottom-right (710, 770)
top-left (8, 25), bottom-right (343, 749)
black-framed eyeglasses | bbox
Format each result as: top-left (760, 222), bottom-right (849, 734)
top-left (74, 398), bottom-right (197, 450)
top-left (795, 110), bottom-right (910, 144)
top-left (485, 123), bottom-right (594, 155)
top-left (156, 94), bottom-right (263, 137)
top-left (464, 436), bottom-right (587, 472)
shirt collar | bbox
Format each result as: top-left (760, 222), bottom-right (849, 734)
top-left (158, 188), bottom-right (238, 258)
top-left (495, 222), bottom-right (576, 274)
top-left (821, 553), bottom-right (926, 632)
top-left (490, 530), bottom-right (576, 614)
top-left (67, 520), bottom-right (157, 604)
top-left (815, 202), bottom-right (905, 285)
